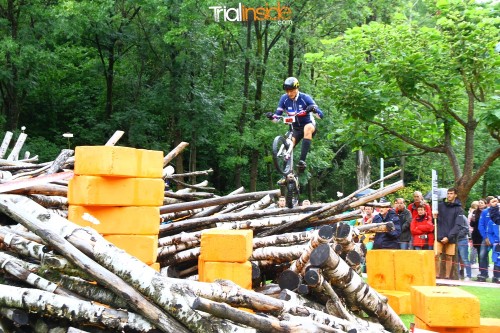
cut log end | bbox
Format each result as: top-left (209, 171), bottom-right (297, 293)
top-left (309, 243), bottom-right (331, 267)
top-left (277, 269), bottom-right (301, 291)
top-left (317, 225), bottom-right (334, 241)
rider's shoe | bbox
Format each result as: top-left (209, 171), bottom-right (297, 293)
top-left (297, 160), bottom-right (306, 171)
top-left (277, 177), bottom-right (286, 186)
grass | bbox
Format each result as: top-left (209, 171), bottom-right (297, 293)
top-left (400, 285), bottom-right (500, 329)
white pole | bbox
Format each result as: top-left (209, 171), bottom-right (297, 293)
top-left (380, 158), bottom-right (384, 189)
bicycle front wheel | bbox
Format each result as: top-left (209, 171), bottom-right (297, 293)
top-left (272, 136), bottom-right (292, 175)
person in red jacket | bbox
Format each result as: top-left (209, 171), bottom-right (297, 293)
top-left (408, 191), bottom-right (432, 220)
top-left (411, 205), bottom-right (435, 250)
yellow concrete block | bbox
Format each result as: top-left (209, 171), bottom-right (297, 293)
top-left (200, 229), bottom-right (253, 263)
top-left (74, 146), bottom-right (163, 178)
top-left (366, 250), bottom-right (396, 290)
top-left (394, 250), bottom-right (436, 291)
top-left (199, 261), bottom-right (252, 289)
top-left (68, 175), bottom-right (164, 206)
top-left (411, 286), bottom-right (480, 328)
top-left (68, 206), bottom-right (159, 235)
top-left (378, 290), bottom-right (412, 315)
top-left (104, 235), bottom-right (158, 265)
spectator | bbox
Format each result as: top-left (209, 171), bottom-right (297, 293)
top-left (411, 205), bottom-right (435, 250)
top-left (360, 205), bottom-right (378, 249)
top-left (456, 212), bottom-right (472, 281)
top-left (477, 196), bottom-right (494, 282)
top-left (301, 199), bottom-right (311, 207)
top-left (372, 199), bottom-right (401, 249)
top-left (434, 188), bottom-right (463, 280)
top-left (470, 199), bottom-right (487, 266)
top-left (408, 191), bottom-right (432, 220)
top-left (485, 197), bottom-right (500, 284)
top-left (490, 197), bottom-right (499, 225)
top-left (394, 198), bottom-right (412, 249)
top-left (468, 201), bottom-right (479, 265)
top-left (278, 196), bottom-right (287, 209)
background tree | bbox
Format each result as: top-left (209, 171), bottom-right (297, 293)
top-left (308, 0), bottom-right (500, 203)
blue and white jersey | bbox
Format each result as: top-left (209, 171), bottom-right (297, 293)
top-left (275, 92), bottom-right (324, 128)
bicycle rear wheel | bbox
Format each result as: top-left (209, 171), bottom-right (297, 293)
top-left (272, 136), bottom-right (292, 175)
top-left (285, 178), bottom-right (299, 208)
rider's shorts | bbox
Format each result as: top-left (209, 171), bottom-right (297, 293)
top-left (292, 124), bottom-right (317, 143)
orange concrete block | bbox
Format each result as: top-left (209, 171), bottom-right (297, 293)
top-left (394, 250), bottom-right (436, 291)
top-left (366, 250), bottom-right (396, 290)
top-left (473, 318), bottom-right (500, 333)
top-left (74, 146), bottom-right (163, 178)
top-left (200, 229), bottom-right (253, 263)
top-left (68, 206), bottom-right (159, 235)
top-left (68, 175), bottom-right (164, 206)
top-left (415, 316), bottom-right (500, 333)
top-left (104, 234), bottom-right (158, 265)
top-left (411, 286), bottom-right (480, 328)
top-left (378, 290), bottom-right (412, 315)
top-left (199, 260), bottom-right (252, 289)
top-left (149, 263), bottom-right (160, 272)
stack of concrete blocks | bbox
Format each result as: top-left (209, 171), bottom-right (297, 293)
top-left (411, 286), bottom-right (500, 333)
top-left (198, 229), bottom-right (253, 289)
top-left (67, 146), bottom-right (164, 271)
top-left (366, 250), bottom-right (436, 315)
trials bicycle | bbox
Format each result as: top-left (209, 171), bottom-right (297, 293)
top-left (271, 115), bottom-right (300, 208)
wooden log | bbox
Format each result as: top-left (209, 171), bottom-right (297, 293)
top-left (0, 131), bottom-right (13, 159)
top-left (0, 285), bottom-right (156, 332)
top-left (239, 194), bottom-right (275, 213)
top-left (1, 225), bottom-right (43, 243)
top-left (258, 174), bottom-right (403, 236)
top-left (158, 231), bottom-right (201, 247)
top-left (190, 186), bottom-right (246, 218)
top-left (167, 168), bottom-right (213, 179)
top-left (159, 189), bottom-right (281, 214)
top-left (0, 307), bottom-right (29, 327)
top-left (163, 142), bottom-right (189, 168)
top-left (289, 225), bottom-right (335, 274)
top-left (277, 269), bottom-right (302, 291)
top-left (6, 133), bottom-right (27, 161)
top-left (157, 240), bottom-right (200, 259)
top-left (159, 247), bottom-right (200, 266)
top-left (250, 245), bottom-right (306, 263)
top-left (0, 229), bottom-right (74, 270)
top-left (308, 243), bottom-right (406, 333)
top-left (355, 221), bottom-right (395, 234)
top-left (27, 194), bottom-right (68, 209)
top-left (216, 215), bottom-right (302, 230)
top-left (253, 231), bottom-right (312, 249)
top-left (164, 191), bottom-right (215, 201)
top-left (160, 203), bottom-right (316, 234)
top-left (40, 271), bottom-right (131, 310)
top-left (192, 296), bottom-right (338, 333)
top-left (0, 251), bottom-right (81, 299)
top-left (44, 149), bottom-right (74, 175)
top-left (7, 183), bottom-right (68, 196)
top-left (0, 195), bottom-right (190, 333)
top-left (104, 130), bottom-right (125, 146)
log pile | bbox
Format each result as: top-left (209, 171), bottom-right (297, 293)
top-left (0, 131), bottom-right (409, 333)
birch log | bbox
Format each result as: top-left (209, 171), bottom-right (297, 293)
top-left (0, 285), bottom-right (156, 332)
top-left (308, 243), bottom-right (407, 333)
top-left (0, 195), bottom-right (190, 333)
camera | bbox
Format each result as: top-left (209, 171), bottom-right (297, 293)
top-left (419, 235), bottom-right (428, 240)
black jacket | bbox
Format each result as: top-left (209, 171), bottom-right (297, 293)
top-left (373, 209), bottom-right (401, 249)
top-left (397, 208), bottom-right (412, 242)
top-left (436, 198), bottom-right (464, 244)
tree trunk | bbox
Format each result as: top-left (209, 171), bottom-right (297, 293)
top-left (356, 150), bottom-right (371, 188)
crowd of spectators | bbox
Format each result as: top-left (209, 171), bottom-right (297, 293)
top-left (357, 190), bottom-right (500, 283)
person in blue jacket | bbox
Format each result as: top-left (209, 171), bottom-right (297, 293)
top-left (477, 196), bottom-right (494, 282)
top-left (372, 199), bottom-right (401, 249)
top-left (485, 200), bottom-right (500, 284)
top-left (490, 197), bottom-right (499, 225)
top-left (266, 77), bottom-right (324, 171)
